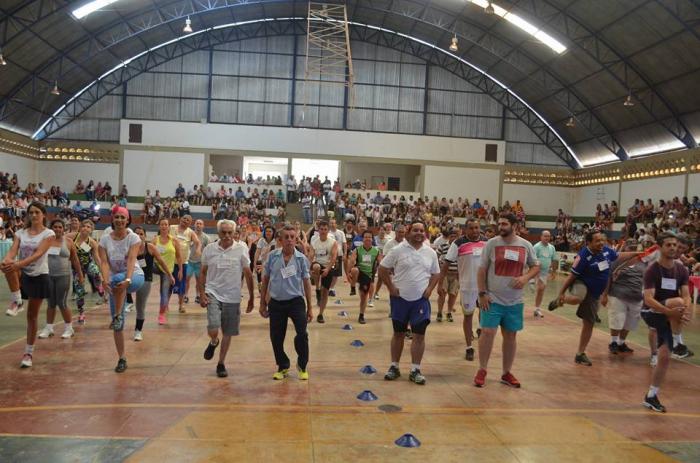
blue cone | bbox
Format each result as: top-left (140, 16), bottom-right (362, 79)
top-left (357, 390), bottom-right (378, 401)
top-left (334, 300), bottom-right (343, 305)
top-left (350, 339), bottom-right (364, 347)
top-left (342, 324), bottom-right (353, 331)
top-left (337, 310), bottom-right (348, 317)
top-left (395, 433), bottom-right (421, 448)
top-left (359, 364), bottom-right (377, 375)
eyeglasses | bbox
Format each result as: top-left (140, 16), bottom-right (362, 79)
top-left (219, 230), bottom-right (234, 235)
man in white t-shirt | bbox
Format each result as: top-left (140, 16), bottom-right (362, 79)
top-left (309, 220), bottom-right (338, 323)
top-left (328, 218), bottom-right (346, 299)
top-left (378, 221), bottom-right (440, 385)
top-left (199, 220), bottom-right (254, 378)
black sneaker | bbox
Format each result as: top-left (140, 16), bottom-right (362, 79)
top-left (115, 358), bottom-right (127, 373)
top-left (409, 369), bottom-right (426, 385)
top-left (204, 339), bottom-right (219, 360)
top-left (643, 394), bottom-right (666, 413)
top-left (329, 289), bottom-right (336, 297)
top-left (575, 353), bottom-right (592, 366)
top-left (216, 363), bottom-right (228, 378)
top-left (672, 344), bottom-right (691, 359)
top-left (384, 365), bottom-right (401, 381)
top-left (436, 313), bottom-right (443, 322)
top-left (465, 347), bottom-right (475, 361)
top-left (195, 295), bottom-right (200, 304)
top-left (317, 314), bottom-right (325, 324)
top-left (547, 299), bottom-right (561, 311)
top-left (184, 296), bottom-right (189, 304)
top-left (405, 329), bottom-right (413, 340)
top-left (446, 313), bottom-right (454, 322)
top-left (609, 342), bottom-right (619, 354)
top-left (350, 287), bottom-right (356, 296)
top-left (618, 343), bottom-right (634, 354)
top-left (358, 314), bottom-right (366, 324)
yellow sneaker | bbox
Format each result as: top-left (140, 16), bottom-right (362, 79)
top-left (297, 368), bottom-right (309, 381)
top-left (272, 369), bottom-right (289, 380)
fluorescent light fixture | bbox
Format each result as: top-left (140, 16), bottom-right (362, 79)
top-left (627, 140), bottom-right (685, 158)
top-left (580, 153), bottom-right (619, 167)
top-left (72, 0), bottom-right (120, 20)
top-left (468, 0), bottom-right (566, 54)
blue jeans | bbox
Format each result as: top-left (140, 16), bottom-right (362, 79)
top-left (109, 272), bottom-right (145, 318)
top-left (303, 207), bottom-right (312, 224)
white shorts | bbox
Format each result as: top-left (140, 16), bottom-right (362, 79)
top-left (460, 290), bottom-right (478, 315)
top-left (608, 296), bottom-right (642, 331)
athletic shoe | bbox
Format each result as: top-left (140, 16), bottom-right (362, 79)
top-left (61, 325), bottom-right (75, 339)
top-left (158, 314), bottom-right (166, 325)
top-left (672, 344), bottom-right (691, 359)
top-left (178, 306), bottom-right (186, 314)
top-left (317, 314), bottom-right (325, 324)
top-left (368, 300), bottom-right (374, 308)
top-left (618, 343), bottom-right (634, 354)
top-left (38, 326), bottom-right (54, 339)
top-left (534, 308), bottom-right (544, 318)
top-left (134, 330), bottom-right (143, 342)
top-left (349, 287), bottom-right (356, 296)
top-left (329, 289), bottom-right (336, 297)
top-left (643, 394), bottom-right (666, 413)
top-left (374, 293), bottom-right (380, 300)
top-left (384, 365), bottom-right (401, 381)
top-left (6, 301), bottom-right (23, 317)
top-left (446, 313), bottom-right (454, 323)
top-left (500, 372), bottom-right (521, 388)
top-left (608, 342), bottom-right (619, 355)
top-left (216, 363), bottom-right (228, 378)
top-left (20, 354), bottom-right (32, 368)
top-left (474, 368), bottom-right (487, 387)
top-left (297, 367), bottom-right (309, 381)
top-left (358, 314), bottom-right (366, 324)
top-left (115, 358), bottom-right (127, 373)
top-left (184, 296), bottom-right (189, 304)
top-left (405, 329), bottom-right (413, 340)
top-left (465, 347), bottom-right (475, 361)
top-left (78, 313), bottom-right (86, 324)
top-left (203, 340), bottom-right (219, 360)
top-left (436, 313), bottom-right (443, 322)
top-left (124, 303), bottom-right (133, 313)
top-left (409, 369), bottom-right (426, 385)
top-left (575, 353), bottom-right (592, 366)
top-left (547, 299), bottom-right (561, 311)
top-left (273, 368), bottom-right (289, 380)
top-left (650, 354), bottom-right (658, 367)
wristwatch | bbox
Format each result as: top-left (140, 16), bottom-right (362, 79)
top-left (478, 291), bottom-right (488, 297)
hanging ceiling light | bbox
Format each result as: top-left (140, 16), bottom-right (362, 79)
top-left (485, 2), bottom-right (495, 14)
top-left (623, 91), bottom-right (634, 107)
top-left (449, 35), bottom-right (459, 52)
top-left (0, 50), bottom-right (6, 66)
top-left (50, 81), bottom-right (60, 96)
top-left (566, 116), bottom-right (575, 128)
top-left (183, 16), bottom-right (193, 33)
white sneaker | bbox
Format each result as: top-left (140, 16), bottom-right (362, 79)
top-left (134, 330), bottom-right (143, 342)
top-left (5, 301), bottom-right (23, 317)
top-left (534, 309), bottom-right (544, 318)
top-left (368, 301), bottom-right (374, 308)
top-left (61, 325), bottom-right (75, 339)
top-left (20, 354), bottom-right (32, 368)
top-left (650, 354), bottom-right (658, 367)
top-left (124, 303), bottom-right (134, 313)
top-left (374, 294), bottom-right (380, 300)
top-left (38, 326), bottom-right (54, 339)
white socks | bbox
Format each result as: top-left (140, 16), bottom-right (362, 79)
top-left (647, 385), bottom-right (659, 398)
top-left (673, 334), bottom-right (683, 347)
top-left (12, 291), bottom-right (22, 303)
top-left (46, 323), bottom-right (54, 330)
top-left (611, 335), bottom-right (620, 344)
top-left (25, 344), bottom-right (34, 355)
top-left (410, 363), bottom-right (420, 372)
top-left (391, 361), bottom-right (399, 368)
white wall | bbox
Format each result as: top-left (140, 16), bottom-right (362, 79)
top-left (572, 182), bottom-right (620, 217)
top-left (341, 162), bottom-right (421, 191)
top-left (123, 150), bottom-right (205, 196)
top-left (501, 184), bottom-right (574, 215)
top-left (620, 175), bottom-right (685, 210)
top-left (37, 161), bottom-right (118, 191)
top-left (210, 155), bottom-right (243, 177)
top-left (120, 120), bottom-right (506, 165)
top-left (423, 165), bottom-right (500, 205)
top-left (0, 151), bottom-right (36, 183)
top-left (688, 173), bottom-right (700, 198)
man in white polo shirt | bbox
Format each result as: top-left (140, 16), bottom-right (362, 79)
top-left (198, 220), bottom-right (254, 378)
top-left (378, 220), bottom-right (440, 385)
top-left (309, 220), bottom-right (338, 324)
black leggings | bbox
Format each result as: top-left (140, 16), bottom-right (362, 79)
top-left (269, 297), bottom-right (309, 370)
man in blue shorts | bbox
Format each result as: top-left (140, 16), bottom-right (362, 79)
top-left (475, 213), bottom-right (540, 388)
top-left (379, 220), bottom-right (440, 385)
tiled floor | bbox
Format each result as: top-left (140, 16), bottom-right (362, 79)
top-left (0, 277), bottom-right (699, 462)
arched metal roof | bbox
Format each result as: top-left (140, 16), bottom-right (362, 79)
top-left (1, 0), bottom-right (699, 167)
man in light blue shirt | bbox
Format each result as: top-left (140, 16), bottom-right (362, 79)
top-left (260, 224), bottom-right (314, 381)
top-left (532, 230), bottom-right (558, 318)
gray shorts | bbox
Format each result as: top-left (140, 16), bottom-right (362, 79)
top-left (576, 291), bottom-right (600, 324)
top-left (206, 295), bottom-right (241, 336)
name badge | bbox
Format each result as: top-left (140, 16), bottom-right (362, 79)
top-left (318, 249), bottom-right (328, 256)
top-left (217, 259), bottom-right (233, 269)
top-left (281, 264), bottom-right (296, 279)
top-left (473, 248), bottom-right (482, 257)
top-left (156, 245), bottom-right (166, 254)
top-left (177, 235), bottom-right (186, 241)
top-left (661, 277), bottom-right (677, 291)
top-left (362, 254), bottom-right (371, 263)
top-left (504, 249), bottom-right (520, 262)
top-left (79, 242), bottom-right (92, 253)
top-left (597, 260), bottom-right (609, 271)
top-left (48, 246), bottom-right (61, 255)
top-left (138, 259), bottom-right (147, 268)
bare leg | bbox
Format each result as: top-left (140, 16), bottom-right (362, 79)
top-left (390, 332), bottom-right (405, 363)
top-left (578, 319), bottom-right (594, 353)
top-left (219, 334), bottom-right (232, 364)
top-left (447, 293), bottom-right (457, 314)
top-left (478, 328), bottom-right (497, 370)
top-left (650, 344), bottom-right (670, 388)
top-left (502, 329), bottom-right (517, 374)
top-left (535, 279), bottom-right (546, 308)
top-left (26, 299), bottom-right (43, 345)
top-left (649, 329), bottom-right (658, 355)
top-left (463, 313), bottom-right (474, 347)
top-left (410, 333), bottom-right (425, 364)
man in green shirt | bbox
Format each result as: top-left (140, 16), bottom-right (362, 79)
top-left (348, 231), bottom-right (381, 324)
